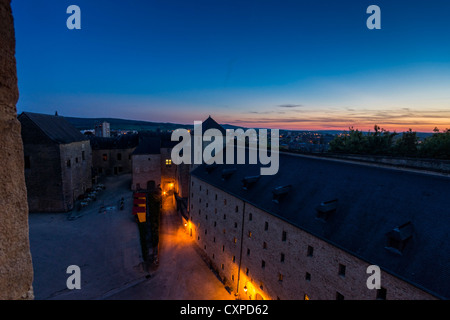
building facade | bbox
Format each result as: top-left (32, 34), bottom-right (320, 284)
top-left (186, 152), bottom-right (449, 300)
top-left (90, 134), bottom-right (138, 177)
top-left (19, 112), bottom-right (92, 212)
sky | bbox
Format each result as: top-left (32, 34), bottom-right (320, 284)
top-left (11, 0), bottom-right (450, 132)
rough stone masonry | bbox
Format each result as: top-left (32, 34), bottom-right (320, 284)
top-left (0, 0), bottom-right (34, 299)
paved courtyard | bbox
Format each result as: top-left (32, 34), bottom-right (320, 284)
top-left (28, 174), bottom-right (232, 300)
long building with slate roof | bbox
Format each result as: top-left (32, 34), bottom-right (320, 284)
top-left (187, 149), bottom-right (450, 300)
top-left (19, 112), bottom-right (92, 212)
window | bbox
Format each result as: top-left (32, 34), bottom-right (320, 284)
top-left (235, 206), bottom-right (238, 212)
top-left (304, 294), bottom-right (310, 300)
top-left (278, 273), bottom-right (283, 282)
top-left (24, 155), bottom-right (31, 169)
top-left (248, 231), bottom-right (252, 238)
top-left (264, 221), bottom-right (269, 231)
top-left (75, 157), bottom-right (78, 163)
top-left (263, 242), bottom-right (267, 249)
top-left (66, 159), bottom-right (71, 168)
top-left (261, 260), bottom-right (266, 269)
top-left (234, 222), bottom-right (238, 228)
top-left (82, 151), bottom-right (85, 160)
top-left (305, 272), bottom-right (311, 281)
top-left (249, 213), bottom-right (253, 221)
top-left (102, 154), bottom-right (107, 161)
top-left (336, 292), bottom-right (344, 300)
top-left (215, 194), bottom-right (218, 200)
top-left (117, 153), bottom-right (122, 160)
top-left (376, 287), bottom-right (387, 300)
top-left (221, 264), bottom-right (224, 270)
top-left (246, 268), bottom-right (249, 276)
top-left (222, 245), bottom-right (225, 252)
top-left (233, 237), bottom-right (237, 244)
top-left (223, 214), bottom-right (227, 220)
top-left (232, 256), bottom-right (236, 263)
top-left (282, 231), bottom-right (287, 242)
top-left (307, 246), bottom-right (314, 257)
top-left (280, 253), bottom-right (285, 262)
top-left (247, 248), bottom-right (250, 256)
top-left (224, 199), bottom-right (227, 205)
top-left (385, 222), bottom-right (413, 254)
top-left (338, 264), bottom-right (346, 277)
top-left (165, 159), bottom-right (172, 166)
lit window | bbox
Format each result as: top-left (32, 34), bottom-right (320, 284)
top-left (304, 294), bottom-right (310, 300)
top-left (165, 159), bottom-right (172, 166)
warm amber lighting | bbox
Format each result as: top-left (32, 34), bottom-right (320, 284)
top-left (243, 286), bottom-right (247, 293)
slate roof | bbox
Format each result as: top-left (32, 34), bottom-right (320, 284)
top-left (19, 112), bottom-right (88, 144)
top-left (89, 134), bottom-right (139, 150)
top-left (197, 116), bottom-right (227, 135)
top-left (191, 152), bottom-right (450, 299)
top-left (132, 137), bottom-right (161, 155)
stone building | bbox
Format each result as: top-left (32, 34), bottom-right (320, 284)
top-left (187, 152), bottom-right (450, 300)
top-left (19, 112), bottom-right (92, 212)
top-left (131, 133), bottom-right (182, 195)
top-left (0, 0), bottom-right (34, 299)
top-left (90, 134), bottom-right (138, 177)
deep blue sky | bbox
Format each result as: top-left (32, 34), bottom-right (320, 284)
top-left (12, 0), bottom-right (450, 131)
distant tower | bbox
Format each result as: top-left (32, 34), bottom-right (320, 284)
top-left (95, 121), bottom-right (111, 137)
top-left (55, 111), bottom-right (58, 116)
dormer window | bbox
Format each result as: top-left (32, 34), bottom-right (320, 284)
top-left (205, 163), bottom-right (218, 173)
top-left (272, 185), bottom-right (292, 203)
top-left (385, 222), bottom-right (413, 254)
top-left (242, 175), bottom-right (260, 190)
top-left (316, 199), bottom-right (338, 221)
top-left (221, 168), bottom-right (236, 180)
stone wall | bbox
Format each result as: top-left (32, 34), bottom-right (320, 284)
top-left (59, 141), bottom-right (93, 211)
top-left (189, 176), bottom-right (437, 300)
top-left (131, 153), bottom-right (161, 191)
top-left (92, 147), bottom-right (135, 176)
top-left (23, 142), bottom-right (62, 212)
top-left (0, 0), bottom-right (34, 299)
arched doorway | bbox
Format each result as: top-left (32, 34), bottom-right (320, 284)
top-left (147, 180), bottom-right (156, 191)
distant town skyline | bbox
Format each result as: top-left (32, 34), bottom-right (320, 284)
top-left (12, 0), bottom-right (450, 132)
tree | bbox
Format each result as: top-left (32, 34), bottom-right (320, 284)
top-left (395, 129), bottom-right (418, 156)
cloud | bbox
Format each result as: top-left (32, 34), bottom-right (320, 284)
top-left (277, 104), bottom-right (303, 108)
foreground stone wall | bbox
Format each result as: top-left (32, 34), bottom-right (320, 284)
top-left (0, 0), bottom-right (34, 299)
